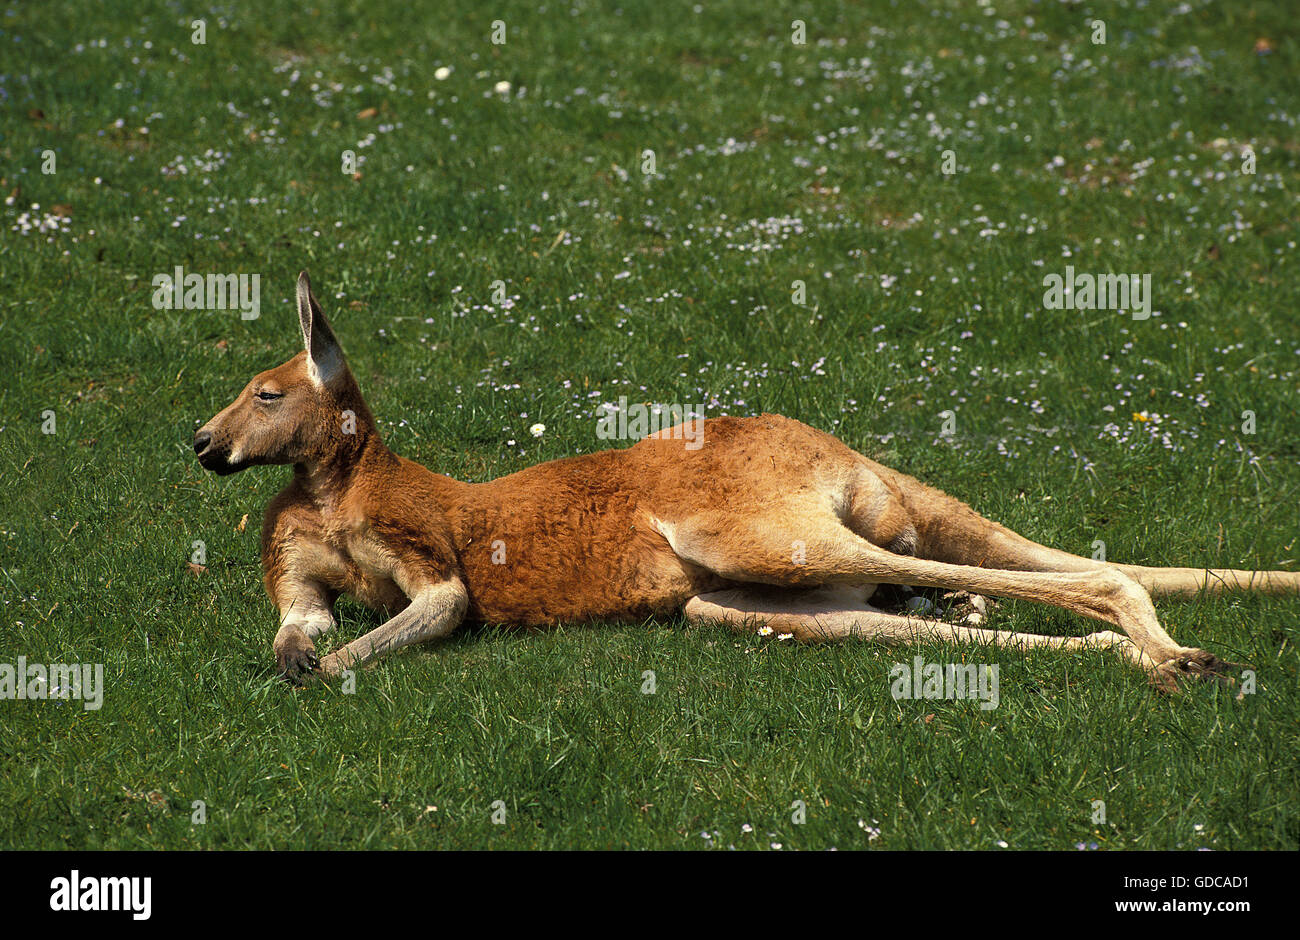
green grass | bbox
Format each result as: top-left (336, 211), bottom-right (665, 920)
top-left (1, 0), bottom-right (1298, 850)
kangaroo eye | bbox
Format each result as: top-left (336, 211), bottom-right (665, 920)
top-left (256, 390), bottom-right (284, 401)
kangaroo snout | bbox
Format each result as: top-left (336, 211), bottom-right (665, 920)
top-left (193, 424), bottom-right (241, 475)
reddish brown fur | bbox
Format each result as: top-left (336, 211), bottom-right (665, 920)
top-left (195, 273), bottom-right (1300, 689)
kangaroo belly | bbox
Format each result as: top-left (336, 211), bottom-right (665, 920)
top-left (456, 508), bottom-right (723, 625)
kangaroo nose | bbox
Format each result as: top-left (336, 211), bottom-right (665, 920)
top-left (194, 430), bottom-right (212, 455)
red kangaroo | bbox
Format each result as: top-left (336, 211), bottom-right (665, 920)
top-left (194, 273), bottom-right (1298, 690)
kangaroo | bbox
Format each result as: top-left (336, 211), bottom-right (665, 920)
top-left (193, 272), bottom-right (1299, 691)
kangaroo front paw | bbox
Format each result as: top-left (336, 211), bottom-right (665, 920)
top-left (316, 650), bottom-right (355, 679)
top-left (274, 630), bottom-right (320, 684)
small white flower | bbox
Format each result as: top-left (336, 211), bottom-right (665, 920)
top-left (757, 626), bottom-right (774, 636)
top-left (494, 80), bottom-right (511, 94)
top-left (529, 423), bottom-right (546, 438)
top-left (857, 819), bottom-right (881, 840)
top-left (434, 66), bottom-right (452, 80)
top-left (776, 632), bottom-right (793, 641)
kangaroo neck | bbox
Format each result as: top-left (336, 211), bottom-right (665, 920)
top-left (294, 425), bottom-right (393, 510)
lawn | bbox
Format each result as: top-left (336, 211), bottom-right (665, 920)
top-left (0, 0), bottom-right (1297, 850)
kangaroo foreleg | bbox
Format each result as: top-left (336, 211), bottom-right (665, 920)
top-left (317, 579), bottom-right (468, 678)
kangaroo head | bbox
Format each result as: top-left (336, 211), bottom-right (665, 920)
top-left (194, 271), bottom-right (372, 476)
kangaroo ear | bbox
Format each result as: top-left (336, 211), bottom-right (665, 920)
top-left (296, 271), bottom-right (344, 385)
